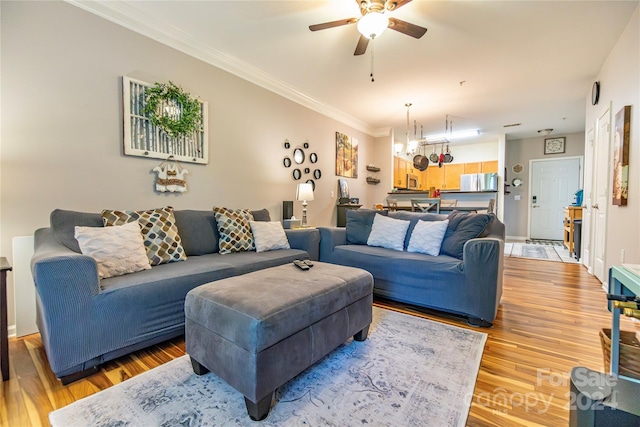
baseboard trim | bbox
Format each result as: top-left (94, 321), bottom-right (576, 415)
top-left (506, 235), bottom-right (527, 242)
top-left (8, 325), bottom-right (16, 339)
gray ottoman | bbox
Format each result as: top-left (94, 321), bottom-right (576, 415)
top-left (185, 262), bottom-right (373, 421)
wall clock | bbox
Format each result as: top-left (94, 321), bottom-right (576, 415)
top-left (544, 137), bottom-right (566, 155)
top-left (592, 81), bottom-right (600, 105)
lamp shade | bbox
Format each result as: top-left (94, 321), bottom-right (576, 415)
top-left (357, 12), bottom-right (389, 39)
top-left (296, 183), bottom-right (314, 202)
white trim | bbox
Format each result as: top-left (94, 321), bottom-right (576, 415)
top-left (65, 0), bottom-right (389, 138)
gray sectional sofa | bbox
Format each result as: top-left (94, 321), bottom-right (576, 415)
top-left (31, 208), bottom-right (320, 383)
top-left (319, 209), bottom-right (505, 327)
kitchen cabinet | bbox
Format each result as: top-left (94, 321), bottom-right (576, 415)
top-left (444, 164), bottom-right (465, 190)
top-left (464, 162), bottom-right (481, 174)
top-left (425, 165), bottom-right (445, 190)
top-left (481, 161), bottom-right (498, 173)
top-left (393, 156), bottom-right (407, 189)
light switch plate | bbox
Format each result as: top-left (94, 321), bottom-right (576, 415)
top-left (514, 195), bottom-right (521, 201)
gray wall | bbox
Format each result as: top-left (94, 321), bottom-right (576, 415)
top-left (504, 132), bottom-right (585, 239)
top-left (0, 1), bottom-right (390, 325)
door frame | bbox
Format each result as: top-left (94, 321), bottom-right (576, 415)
top-left (527, 156), bottom-right (584, 240)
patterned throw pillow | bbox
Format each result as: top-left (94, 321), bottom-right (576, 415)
top-left (249, 221), bottom-right (290, 253)
top-left (366, 214), bottom-right (410, 251)
top-left (213, 207), bottom-right (255, 254)
top-left (102, 206), bottom-right (187, 266)
top-left (74, 221), bottom-right (151, 279)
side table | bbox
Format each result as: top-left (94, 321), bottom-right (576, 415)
top-left (1, 257), bottom-right (11, 381)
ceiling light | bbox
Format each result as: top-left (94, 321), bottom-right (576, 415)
top-left (537, 128), bottom-right (553, 136)
top-left (357, 12), bottom-right (389, 39)
top-left (425, 129), bottom-right (480, 142)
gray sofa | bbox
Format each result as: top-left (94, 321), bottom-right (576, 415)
top-left (319, 209), bottom-right (504, 327)
top-left (31, 208), bottom-right (320, 384)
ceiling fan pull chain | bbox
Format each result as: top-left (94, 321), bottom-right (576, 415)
top-left (370, 39), bottom-right (375, 82)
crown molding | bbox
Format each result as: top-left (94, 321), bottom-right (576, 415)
top-left (66, 0), bottom-right (384, 137)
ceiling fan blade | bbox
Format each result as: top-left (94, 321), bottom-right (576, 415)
top-left (309, 18), bottom-right (357, 32)
top-left (386, 0), bottom-right (413, 11)
top-left (388, 17), bottom-right (427, 39)
top-left (354, 35), bottom-right (369, 56)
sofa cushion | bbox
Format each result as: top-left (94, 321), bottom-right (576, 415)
top-left (249, 221), bottom-right (290, 253)
top-left (388, 211), bottom-right (447, 249)
top-left (74, 221), bottom-right (151, 279)
top-left (173, 210), bottom-right (220, 256)
top-left (367, 214), bottom-right (410, 251)
top-left (440, 211), bottom-right (492, 259)
top-left (407, 219), bottom-right (449, 256)
top-left (102, 206), bottom-right (187, 266)
top-left (50, 209), bottom-right (103, 253)
top-left (250, 208), bottom-right (271, 222)
top-left (213, 207), bottom-right (255, 254)
top-left (345, 209), bottom-right (387, 245)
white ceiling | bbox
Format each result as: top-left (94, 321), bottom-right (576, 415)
top-left (73, 0), bottom-right (638, 144)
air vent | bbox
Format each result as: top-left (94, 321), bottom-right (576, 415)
top-left (503, 123), bottom-right (521, 128)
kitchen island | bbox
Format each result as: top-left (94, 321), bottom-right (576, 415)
top-left (384, 190), bottom-right (497, 213)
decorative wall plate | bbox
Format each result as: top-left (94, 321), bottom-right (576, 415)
top-left (512, 163), bottom-right (523, 174)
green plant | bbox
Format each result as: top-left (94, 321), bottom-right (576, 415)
top-left (143, 81), bottom-right (202, 138)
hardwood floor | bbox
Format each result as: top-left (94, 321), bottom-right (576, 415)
top-left (1, 257), bottom-right (636, 426)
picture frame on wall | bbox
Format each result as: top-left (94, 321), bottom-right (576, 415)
top-left (335, 131), bottom-right (358, 178)
top-left (544, 137), bottom-right (566, 155)
top-left (612, 105), bottom-right (631, 206)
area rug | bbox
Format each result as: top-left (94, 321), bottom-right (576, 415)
top-left (505, 242), bottom-right (579, 263)
top-left (49, 307), bottom-right (486, 427)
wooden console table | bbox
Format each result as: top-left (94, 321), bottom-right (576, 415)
top-left (1, 257), bottom-right (12, 381)
top-left (563, 206), bottom-right (582, 254)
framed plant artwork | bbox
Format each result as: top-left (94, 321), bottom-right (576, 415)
top-left (544, 137), bottom-right (565, 155)
top-left (335, 131), bottom-right (358, 178)
top-left (612, 105), bottom-right (631, 205)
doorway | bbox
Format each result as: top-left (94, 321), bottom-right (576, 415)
top-left (591, 108), bottom-right (611, 283)
top-left (529, 157), bottom-right (582, 240)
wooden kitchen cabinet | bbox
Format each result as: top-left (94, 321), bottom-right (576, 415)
top-left (464, 162), bottom-right (481, 174)
top-left (481, 160), bottom-right (498, 173)
top-left (444, 164), bottom-right (465, 190)
top-left (393, 156), bottom-right (408, 188)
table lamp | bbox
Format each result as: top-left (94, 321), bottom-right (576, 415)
top-left (296, 183), bottom-right (314, 227)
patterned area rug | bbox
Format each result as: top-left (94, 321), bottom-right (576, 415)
top-left (505, 243), bottom-right (579, 263)
top-left (49, 307), bottom-right (486, 427)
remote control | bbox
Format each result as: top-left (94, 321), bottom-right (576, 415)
top-left (303, 260), bottom-right (314, 268)
top-left (293, 260), bottom-right (310, 270)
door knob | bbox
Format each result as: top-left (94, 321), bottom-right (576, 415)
top-left (592, 204), bottom-right (599, 209)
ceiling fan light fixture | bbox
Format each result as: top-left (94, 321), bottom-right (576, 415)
top-left (357, 12), bottom-right (389, 39)
top-left (537, 128), bottom-right (553, 136)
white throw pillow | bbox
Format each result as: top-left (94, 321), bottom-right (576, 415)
top-left (75, 221), bottom-right (152, 279)
top-left (249, 221), bottom-right (291, 253)
top-left (367, 214), bottom-right (410, 251)
top-left (407, 219), bottom-right (450, 256)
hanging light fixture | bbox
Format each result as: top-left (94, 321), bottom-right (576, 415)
top-left (357, 12), bottom-right (389, 39)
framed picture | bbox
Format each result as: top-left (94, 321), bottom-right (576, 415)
top-left (338, 179), bottom-right (349, 199)
top-left (335, 131), bottom-right (358, 178)
top-left (612, 105), bottom-right (631, 206)
top-left (544, 137), bottom-right (565, 155)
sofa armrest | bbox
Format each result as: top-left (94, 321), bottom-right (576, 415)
top-left (318, 227), bottom-right (347, 262)
top-left (462, 237), bottom-right (504, 323)
top-left (285, 228), bottom-right (320, 261)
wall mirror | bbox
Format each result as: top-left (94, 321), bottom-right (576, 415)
top-left (310, 153), bottom-right (318, 163)
top-left (292, 169), bottom-right (302, 180)
top-left (304, 168), bottom-right (310, 174)
top-left (283, 157), bottom-right (291, 168)
top-left (293, 148), bottom-right (305, 164)
top-left (306, 179), bottom-right (315, 190)
top-left (512, 178), bottom-right (523, 187)
top-left (283, 140), bottom-right (290, 149)
top-left (313, 169), bottom-right (321, 179)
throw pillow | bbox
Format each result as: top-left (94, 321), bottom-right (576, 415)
top-left (102, 206), bottom-right (187, 266)
top-left (213, 207), bottom-right (255, 254)
top-left (346, 209), bottom-right (387, 245)
top-left (388, 210), bottom-right (446, 249)
top-left (249, 221), bottom-right (290, 253)
top-left (440, 211), bottom-right (492, 259)
top-left (407, 219), bottom-right (450, 256)
top-left (366, 214), bottom-right (410, 251)
top-left (74, 221), bottom-right (151, 279)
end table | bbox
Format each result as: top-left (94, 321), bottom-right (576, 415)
top-left (1, 257), bottom-right (12, 381)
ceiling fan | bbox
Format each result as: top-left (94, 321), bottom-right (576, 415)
top-left (309, 0), bottom-right (427, 56)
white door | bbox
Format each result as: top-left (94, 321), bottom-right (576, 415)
top-left (582, 128), bottom-right (595, 270)
top-left (530, 158), bottom-right (581, 240)
top-left (593, 108), bottom-right (611, 283)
